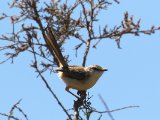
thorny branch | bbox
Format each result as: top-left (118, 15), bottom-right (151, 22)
top-left (0, 0), bottom-right (159, 119)
top-left (1, 0), bottom-right (159, 67)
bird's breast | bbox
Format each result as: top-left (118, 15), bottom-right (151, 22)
top-left (58, 71), bottom-right (104, 90)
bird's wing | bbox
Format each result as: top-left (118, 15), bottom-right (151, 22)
top-left (56, 66), bottom-right (90, 80)
top-left (66, 69), bottom-right (89, 80)
top-left (45, 27), bottom-right (68, 67)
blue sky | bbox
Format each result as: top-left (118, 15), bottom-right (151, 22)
top-left (0, 0), bottom-right (160, 120)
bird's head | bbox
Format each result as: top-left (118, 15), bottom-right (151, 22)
top-left (87, 65), bottom-right (107, 72)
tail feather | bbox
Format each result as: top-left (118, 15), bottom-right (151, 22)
top-left (45, 27), bottom-right (68, 67)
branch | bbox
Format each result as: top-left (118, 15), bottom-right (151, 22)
top-left (93, 105), bottom-right (140, 114)
top-left (99, 94), bottom-right (115, 120)
top-left (30, 44), bottom-right (72, 120)
top-left (80, 1), bottom-right (93, 66)
top-left (0, 113), bottom-right (19, 120)
top-left (9, 99), bottom-right (22, 120)
top-left (0, 99), bottom-right (29, 120)
top-left (15, 106), bottom-right (29, 120)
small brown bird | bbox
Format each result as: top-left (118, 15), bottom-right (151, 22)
top-left (45, 27), bottom-right (107, 98)
top-left (56, 65), bottom-right (107, 97)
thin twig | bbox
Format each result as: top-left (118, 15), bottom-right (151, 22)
top-left (93, 105), bottom-right (140, 113)
top-left (98, 94), bottom-right (115, 120)
top-left (15, 106), bottom-right (29, 120)
top-left (0, 113), bottom-right (19, 120)
top-left (9, 99), bottom-right (22, 120)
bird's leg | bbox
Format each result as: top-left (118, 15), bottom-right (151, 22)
top-left (65, 87), bottom-right (79, 99)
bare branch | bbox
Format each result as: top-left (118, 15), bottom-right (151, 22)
top-left (98, 94), bottom-right (115, 120)
top-left (0, 113), bottom-right (19, 120)
top-left (30, 44), bottom-right (72, 120)
top-left (95, 105), bottom-right (140, 114)
top-left (9, 99), bottom-right (22, 120)
top-left (0, 99), bottom-right (29, 120)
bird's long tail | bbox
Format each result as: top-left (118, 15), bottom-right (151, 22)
top-left (45, 27), bottom-right (68, 68)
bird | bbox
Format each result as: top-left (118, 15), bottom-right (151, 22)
top-left (44, 27), bottom-right (107, 98)
top-left (56, 65), bottom-right (107, 98)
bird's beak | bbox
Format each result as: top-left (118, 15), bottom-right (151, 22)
top-left (102, 68), bottom-right (108, 71)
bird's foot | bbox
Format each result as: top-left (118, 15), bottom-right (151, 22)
top-left (77, 90), bottom-right (86, 99)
